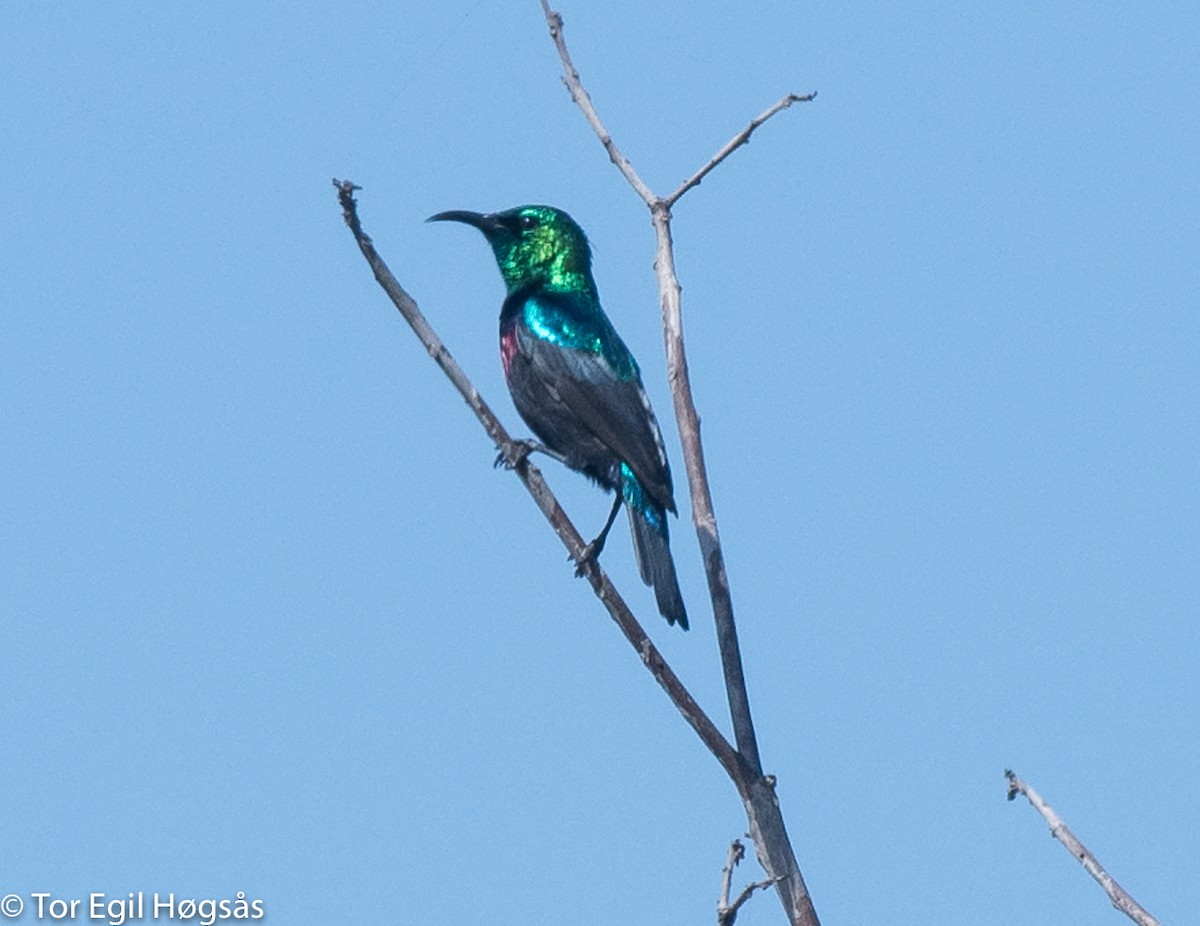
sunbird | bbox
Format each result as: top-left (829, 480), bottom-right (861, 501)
top-left (430, 205), bottom-right (688, 629)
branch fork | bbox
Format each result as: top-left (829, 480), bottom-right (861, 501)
top-left (537, 4), bottom-right (817, 924)
top-left (718, 839), bottom-right (782, 926)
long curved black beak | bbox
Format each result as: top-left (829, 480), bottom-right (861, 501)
top-left (427, 210), bottom-right (506, 235)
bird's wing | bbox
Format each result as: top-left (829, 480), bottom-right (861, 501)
top-left (518, 292), bottom-right (676, 512)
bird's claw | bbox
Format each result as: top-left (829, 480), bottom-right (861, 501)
top-left (495, 438), bottom-right (540, 470)
top-left (571, 537), bottom-right (607, 577)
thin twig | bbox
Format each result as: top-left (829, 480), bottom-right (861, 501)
top-left (666, 92), bottom-right (817, 207)
top-left (537, 0), bottom-right (656, 207)
top-left (645, 203), bottom-right (758, 766)
top-left (333, 179), bottom-right (742, 784)
top-left (717, 840), bottom-right (780, 926)
top-left (536, 7), bottom-right (818, 926)
top-left (718, 840), bottom-right (745, 916)
top-left (1005, 770), bottom-right (1162, 926)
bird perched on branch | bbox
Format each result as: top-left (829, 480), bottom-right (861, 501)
top-left (429, 205), bottom-right (688, 629)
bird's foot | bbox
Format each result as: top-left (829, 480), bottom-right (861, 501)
top-left (571, 535), bottom-right (608, 577)
top-left (572, 492), bottom-right (622, 577)
top-left (494, 438), bottom-right (545, 470)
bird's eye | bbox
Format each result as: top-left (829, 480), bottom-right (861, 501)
top-left (520, 214), bottom-right (540, 231)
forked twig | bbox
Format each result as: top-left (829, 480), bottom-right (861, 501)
top-left (718, 839), bottom-right (781, 926)
top-left (1006, 770), bottom-right (1162, 926)
top-left (536, 5), bottom-right (818, 926)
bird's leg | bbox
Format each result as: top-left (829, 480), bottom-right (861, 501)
top-left (494, 438), bottom-right (569, 470)
top-left (573, 491), bottom-right (624, 577)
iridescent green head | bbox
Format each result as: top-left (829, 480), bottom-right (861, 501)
top-left (429, 204), bottom-right (595, 296)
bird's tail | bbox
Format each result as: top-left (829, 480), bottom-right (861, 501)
top-left (622, 470), bottom-right (688, 630)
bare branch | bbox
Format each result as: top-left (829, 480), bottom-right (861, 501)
top-left (717, 839), bottom-right (780, 926)
top-left (537, 0), bottom-right (657, 206)
top-left (1005, 770), bottom-right (1162, 926)
top-left (534, 7), bottom-right (819, 926)
top-left (666, 92), bottom-right (817, 207)
top-left (645, 203), bottom-right (758, 761)
top-left (718, 839), bottom-right (745, 916)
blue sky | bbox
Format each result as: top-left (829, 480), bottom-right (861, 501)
top-left (2, 2), bottom-right (1196, 924)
